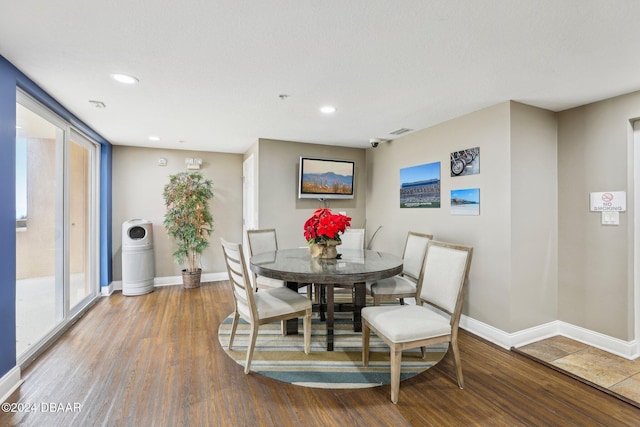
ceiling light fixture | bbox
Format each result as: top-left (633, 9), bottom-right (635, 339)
top-left (320, 105), bottom-right (336, 114)
top-left (148, 136), bottom-right (160, 141)
top-left (110, 73), bottom-right (139, 85)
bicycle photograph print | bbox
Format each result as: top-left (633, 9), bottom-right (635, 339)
top-left (450, 146), bottom-right (480, 177)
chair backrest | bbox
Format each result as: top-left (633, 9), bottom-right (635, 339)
top-left (401, 231), bottom-right (432, 281)
top-left (419, 241), bottom-right (473, 324)
top-left (340, 228), bottom-right (365, 250)
top-left (246, 228), bottom-right (278, 256)
top-left (221, 238), bottom-right (257, 321)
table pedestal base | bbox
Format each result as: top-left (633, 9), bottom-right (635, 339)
top-left (285, 281), bottom-right (366, 351)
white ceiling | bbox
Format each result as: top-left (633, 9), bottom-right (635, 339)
top-left (2, 1), bottom-right (640, 153)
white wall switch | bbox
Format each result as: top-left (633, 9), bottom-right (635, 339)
top-left (601, 211), bottom-right (619, 225)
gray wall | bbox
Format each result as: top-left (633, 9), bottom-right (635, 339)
top-left (109, 90), bottom-right (640, 342)
top-left (558, 91), bottom-right (640, 341)
top-left (510, 102), bottom-right (558, 330)
top-left (365, 101), bottom-right (558, 333)
top-left (112, 146), bottom-right (243, 280)
top-left (253, 138), bottom-right (367, 249)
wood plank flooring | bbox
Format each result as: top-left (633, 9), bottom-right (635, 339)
top-left (1, 281), bottom-right (639, 426)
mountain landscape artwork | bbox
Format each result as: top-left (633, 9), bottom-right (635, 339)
top-left (299, 158), bottom-right (354, 197)
top-left (301, 171), bottom-right (352, 195)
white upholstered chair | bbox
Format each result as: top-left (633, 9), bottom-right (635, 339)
top-left (221, 238), bottom-right (311, 374)
top-left (366, 231), bottom-right (432, 305)
top-left (247, 228), bottom-right (313, 297)
top-left (361, 240), bottom-right (473, 403)
top-left (339, 228), bottom-right (365, 250)
top-left (246, 228), bottom-right (285, 290)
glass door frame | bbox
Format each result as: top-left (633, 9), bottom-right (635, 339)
top-left (16, 89), bottom-right (101, 366)
top-left (68, 129), bottom-right (101, 318)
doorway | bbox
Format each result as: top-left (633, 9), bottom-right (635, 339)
top-left (242, 153), bottom-right (258, 257)
top-left (633, 120), bottom-right (640, 356)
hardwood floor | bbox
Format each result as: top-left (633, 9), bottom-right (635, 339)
top-left (1, 281), bottom-right (639, 426)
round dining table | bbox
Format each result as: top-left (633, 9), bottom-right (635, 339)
top-left (250, 247), bottom-right (403, 351)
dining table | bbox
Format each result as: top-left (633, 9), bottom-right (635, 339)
top-left (249, 247), bottom-right (403, 351)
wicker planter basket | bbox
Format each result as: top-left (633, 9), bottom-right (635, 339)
top-left (182, 268), bottom-right (202, 289)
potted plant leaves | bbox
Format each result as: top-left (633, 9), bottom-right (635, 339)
top-left (163, 171), bottom-right (214, 288)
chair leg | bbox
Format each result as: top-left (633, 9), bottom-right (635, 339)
top-left (362, 322), bottom-right (371, 366)
top-left (451, 337), bottom-right (464, 389)
top-left (244, 322), bottom-right (259, 374)
top-left (303, 310), bottom-right (311, 354)
top-left (390, 347), bottom-right (402, 404)
top-left (228, 311), bottom-right (240, 350)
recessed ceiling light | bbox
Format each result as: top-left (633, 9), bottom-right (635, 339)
top-left (320, 105), bottom-right (336, 114)
top-left (148, 136), bottom-right (160, 141)
top-left (111, 73), bottom-right (139, 85)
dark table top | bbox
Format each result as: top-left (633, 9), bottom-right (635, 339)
top-left (249, 247), bottom-right (403, 284)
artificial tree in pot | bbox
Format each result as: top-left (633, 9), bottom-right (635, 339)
top-left (163, 172), bottom-right (214, 288)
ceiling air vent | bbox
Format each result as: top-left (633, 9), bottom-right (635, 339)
top-left (389, 128), bottom-right (413, 136)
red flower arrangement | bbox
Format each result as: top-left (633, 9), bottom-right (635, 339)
top-left (303, 208), bottom-right (352, 244)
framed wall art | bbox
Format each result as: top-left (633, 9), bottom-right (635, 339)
top-left (451, 188), bottom-right (480, 215)
top-left (450, 147), bottom-right (480, 177)
top-left (400, 161), bottom-right (441, 208)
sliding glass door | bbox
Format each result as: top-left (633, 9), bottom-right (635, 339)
top-left (69, 131), bottom-right (97, 313)
top-left (15, 101), bottom-right (62, 358)
top-left (15, 91), bottom-right (100, 363)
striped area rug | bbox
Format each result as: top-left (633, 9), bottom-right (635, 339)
top-left (218, 312), bottom-right (448, 389)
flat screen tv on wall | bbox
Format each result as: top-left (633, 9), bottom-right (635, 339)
top-left (298, 157), bottom-right (355, 199)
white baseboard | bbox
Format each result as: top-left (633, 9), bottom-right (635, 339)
top-left (109, 272), bottom-right (229, 292)
top-left (0, 366), bottom-right (22, 404)
top-left (101, 282), bottom-right (114, 296)
top-left (102, 276), bottom-right (640, 360)
top-left (153, 272), bottom-right (228, 287)
top-left (460, 315), bottom-right (558, 350)
top-left (461, 315), bottom-right (639, 360)
top-left (557, 322), bottom-right (639, 360)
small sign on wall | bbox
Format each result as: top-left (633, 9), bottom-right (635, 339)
top-left (601, 211), bottom-right (620, 225)
top-left (589, 191), bottom-right (626, 212)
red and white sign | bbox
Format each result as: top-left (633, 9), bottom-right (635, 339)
top-left (590, 191), bottom-right (626, 212)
